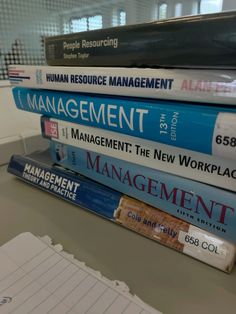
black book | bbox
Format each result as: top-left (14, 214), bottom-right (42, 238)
top-left (45, 11), bottom-right (236, 69)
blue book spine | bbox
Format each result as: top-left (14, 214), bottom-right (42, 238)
top-left (7, 154), bottom-right (121, 219)
top-left (49, 142), bottom-right (236, 243)
top-left (7, 152), bottom-right (236, 272)
top-left (12, 87), bottom-right (236, 160)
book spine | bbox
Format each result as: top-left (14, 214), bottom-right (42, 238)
top-left (43, 11), bottom-right (236, 68)
top-left (9, 65), bottom-right (236, 105)
top-left (12, 87), bottom-right (236, 160)
top-left (41, 116), bottom-right (236, 192)
top-left (7, 154), bottom-right (121, 219)
top-left (49, 142), bottom-right (236, 243)
top-left (115, 196), bottom-right (236, 273)
top-left (7, 154), bottom-right (236, 272)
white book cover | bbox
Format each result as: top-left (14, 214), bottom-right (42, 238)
top-left (9, 65), bottom-right (236, 105)
top-left (42, 117), bottom-right (236, 192)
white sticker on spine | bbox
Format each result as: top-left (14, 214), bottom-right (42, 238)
top-left (178, 225), bottom-right (235, 271)
top-left (212, 112), bottom-right (236, 160)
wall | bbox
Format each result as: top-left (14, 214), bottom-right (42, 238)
top-left (0, 84), bottom-right (40, 139)
top-left (222, 0), bottom-right (236, 10)
top-left (0, 83), bottom-right (47, 165)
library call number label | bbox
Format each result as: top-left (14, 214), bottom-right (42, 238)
top-left (178, 225), bottom-right (228, 258)
top-left (212, 113), bottom-right (236, 160)
top-left (183, 234), bottom-right (219, 254)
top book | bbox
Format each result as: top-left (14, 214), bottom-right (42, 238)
top-left (45, 11), bottom-right (236, 69)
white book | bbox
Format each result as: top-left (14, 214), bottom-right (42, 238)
top-left (41, 117), bottom-right (236, 192)
top-left (0, 232), bottom-right (162, 314)
top-left (9, 65), bottom-right (236, 105)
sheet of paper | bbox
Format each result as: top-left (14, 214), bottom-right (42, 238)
top-left (0, 232), bottom-right (162, 314)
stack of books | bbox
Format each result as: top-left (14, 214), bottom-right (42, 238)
top-left (8, 11), bottom-right (236, 273)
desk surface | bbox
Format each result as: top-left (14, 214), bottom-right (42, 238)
top-left (1, 164), bottom-right (236, 314)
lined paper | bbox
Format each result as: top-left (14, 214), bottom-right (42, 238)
top-left (0, 233), bottom-right (162, 314)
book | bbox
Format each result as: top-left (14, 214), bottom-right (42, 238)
top-left (49, 142), bottom-right (236, 244)
top-left (7, 151), bottom-right (236, 272)
top-left (41, 116), bottom-right (236, 192)
top-left (44, 11), bottom-right (236, 69)
top-left (12, 87), bottom-right (236, 160)
top-left (0, 232), bottom-right (162, 313)
top-left (9, 66), bottom-right (236, 105)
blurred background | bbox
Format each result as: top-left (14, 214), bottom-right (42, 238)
top-left (1, 0), bottom-right (235, 81)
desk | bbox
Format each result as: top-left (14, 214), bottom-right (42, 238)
top-left (0, 164), bottom-right (236, 314)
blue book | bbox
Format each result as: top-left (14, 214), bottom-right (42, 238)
top-left (7, 149), bottom-right (236, 272)
top-left (7, 150), bottom-right (121, 219)
top-left (49, 141), bottom-right (236, 243)
top-left (12, 87), bottom-right (236, 160)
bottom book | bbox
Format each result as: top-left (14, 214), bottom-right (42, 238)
top-left (7, 150), bottom-right (236, 273)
